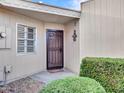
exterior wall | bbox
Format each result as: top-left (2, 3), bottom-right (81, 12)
top-left (80, 0), bottom-right (124, 58)
top-left (0, 8), bottom-right (44, 82)
top-left (0, 8), bottom-right (65, 83)
top-left (64, 19), bottom-right (80, 74)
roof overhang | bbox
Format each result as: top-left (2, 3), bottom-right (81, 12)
top-left (0, 0), bottom-right (81, 23)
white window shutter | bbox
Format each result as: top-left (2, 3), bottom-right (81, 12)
top-left (17, 24), bottom-right (25, 53)
top-left (27, 27), bottom-right (35, 53)
top-left (17, 24), bottom-right (36, 54)
top-left (27, 28), bottom-right (35, 39)
top-left (17, 25), bottom-right (25, 39)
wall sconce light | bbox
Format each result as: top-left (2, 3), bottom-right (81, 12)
top-left (72, 21), bottom-right (77, 42)
top-left (72, 30), bottom-right (77, 42)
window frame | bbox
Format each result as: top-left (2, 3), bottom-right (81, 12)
top-left (16, 23), bottom-right (37, 55)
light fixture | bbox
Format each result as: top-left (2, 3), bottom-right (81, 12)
top-left (72, 30), bottom-right (77, 42)
top-left (72, 21), bottom-right (77, 42)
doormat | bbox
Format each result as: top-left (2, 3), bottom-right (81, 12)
top-left (48, 69), bottom-right (64, 73)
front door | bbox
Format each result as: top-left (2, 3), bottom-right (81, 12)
top-left (47, 30), bottom-right (64, 70)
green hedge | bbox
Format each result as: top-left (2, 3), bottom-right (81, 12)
top-left (41, 77), bottom-right (106, 93)
top-left (80, 57), bottom-right (124, 93)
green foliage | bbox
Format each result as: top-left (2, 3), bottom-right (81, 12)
top-left (80, 57), bottom-right (124, 93)
top-left (40, 77), bottom-right (106, 93)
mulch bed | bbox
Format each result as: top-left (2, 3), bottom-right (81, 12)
top-left (0, 77), bottom-right (45, 93)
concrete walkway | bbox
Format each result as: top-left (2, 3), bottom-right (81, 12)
top-left (31, 69), bottom-right (76, 84)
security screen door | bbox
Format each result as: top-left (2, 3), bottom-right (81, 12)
top-left (47, 30), bottom-right (64, 70)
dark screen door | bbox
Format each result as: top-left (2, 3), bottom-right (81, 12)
top-left (47, 30), bottom-right (64, 70)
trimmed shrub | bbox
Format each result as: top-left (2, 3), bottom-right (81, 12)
top-left (41, 77), bottom-right (106, 93)
top-left (80, 57), bottom-right (124, 93)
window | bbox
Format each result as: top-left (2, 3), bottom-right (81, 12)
top-left (17, 24), bottom-right (36, 54)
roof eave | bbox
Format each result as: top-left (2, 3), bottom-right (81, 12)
top-left (21, 0), bottom-right (81, 13)
top-left (0, 0), bottom-right (81, 18)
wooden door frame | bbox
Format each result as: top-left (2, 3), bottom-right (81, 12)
top-left (46, 29), bottom-right (64, 70)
